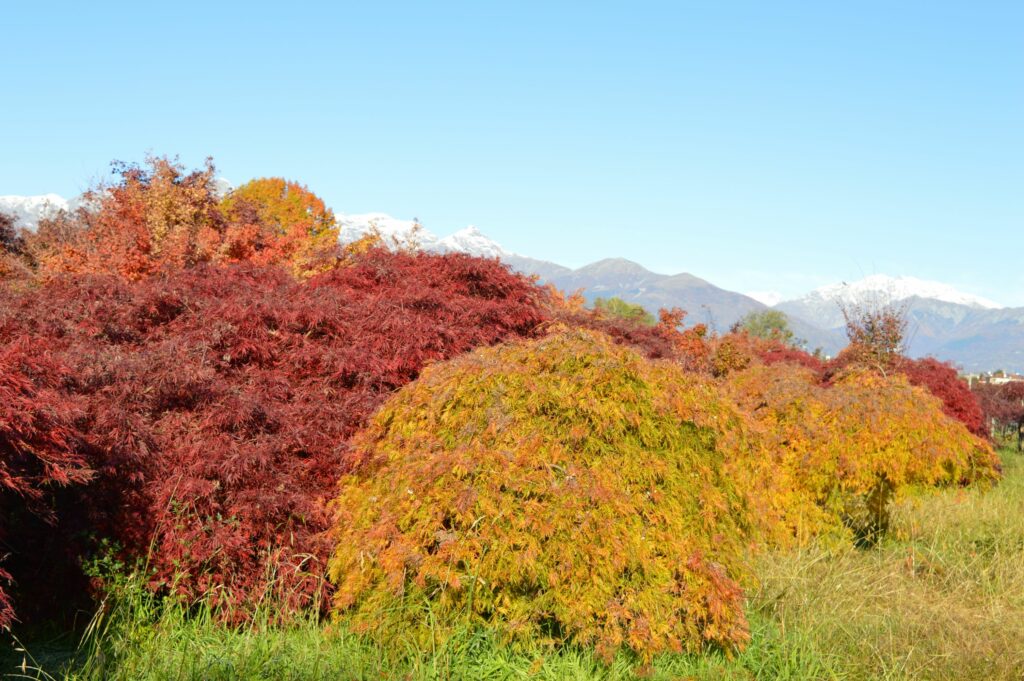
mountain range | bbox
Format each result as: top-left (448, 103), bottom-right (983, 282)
top-left (4, 197), bottom-right (1021, 372)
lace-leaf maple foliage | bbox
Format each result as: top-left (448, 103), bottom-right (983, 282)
top-left (330, 330), bottom-right (759, 661)
top-left (893, 357), bottom-right (988, 438)
top-left (725, 363), bottom-right (1000, 544)
top-left (219, 177), bottom-right (340, 278)
top-left (0, 341), bottom-right (93, 628)
top-left (0, 249), bottom-right (548, 620)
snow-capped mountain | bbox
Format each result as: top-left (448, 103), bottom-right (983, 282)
top-left (336, 213), bottom-right (511, 259)
top-left (775, 275), bottom-right (1022, 372)
top-left (745, 290), bottom-right (784, 307)
top-left (336, 212), bottom-right (442, 249)
top-left (212, 177), bottom-right (234, 198)
top-left (777, 275), bottom-right (1002, 331)
top-left (436, 226), bottom-right (507, 259)
top-left (0, 194), bottom-right (72, 229)
top-left (812, 274), bottom-right (998, 309)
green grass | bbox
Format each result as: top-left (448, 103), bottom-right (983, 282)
top-left (7, 611), bottom-right (839, 681)
top-left (4, 449), bottom-right (1022, 680)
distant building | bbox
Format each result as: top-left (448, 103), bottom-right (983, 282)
top-left (965, 371), bottom-right (1024, 388)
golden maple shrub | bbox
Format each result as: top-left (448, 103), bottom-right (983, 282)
top-left (725, 363), bottom-right (1000, 544)
top-left (219, 177), bottom-right (339, 278)
top-left (329, 329), bottom-right (758, 660)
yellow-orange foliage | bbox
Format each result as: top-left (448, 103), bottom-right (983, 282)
top-left (220, 178), bottom-right (339, 277)
top-left (31, 160), bottom-right (340, 281)
top-left (0, 253), bottom-right (31, 284)
top-left (725, 363), bottom-right (1000, 543)
top-left (330, 330), bottom-right (758, 660)
top-left (37, 157), bottom-right (225, 280)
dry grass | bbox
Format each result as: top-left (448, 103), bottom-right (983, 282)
top-left (750, 448), bottom-right (1024, 680)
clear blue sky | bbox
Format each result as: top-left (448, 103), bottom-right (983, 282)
top-left (3, 1), bottom-right (1022, 304)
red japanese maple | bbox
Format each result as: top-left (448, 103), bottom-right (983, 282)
top-left (0, 249), bottom-right (547, 621)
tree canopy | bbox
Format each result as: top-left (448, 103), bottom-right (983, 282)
top-left (592, 296), bottom-right (656, 326)
top-left (7, 158), bottom-right (343, 283)
top-left (735, 309), bottom-right (798, 346)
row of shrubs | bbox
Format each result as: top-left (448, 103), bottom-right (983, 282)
top-left (0, 158), bottom-right (1001, 665)
top-left (328, 327), bottom-right (998, 661)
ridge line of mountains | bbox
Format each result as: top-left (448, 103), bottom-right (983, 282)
top-left (3, 194), bottom-right (1021, 373)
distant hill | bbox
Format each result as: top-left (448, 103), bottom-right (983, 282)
top-left (538, 257), bottom-right (762, 332)
top-left (507, 256), bottom-right (843, 350)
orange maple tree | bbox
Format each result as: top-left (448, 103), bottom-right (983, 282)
top-left (35, 156), bottom-right (225, 280)
top-left (31, 159), bottom-right (340, 281)
top-left (219, 177), bottom-right (339, 277)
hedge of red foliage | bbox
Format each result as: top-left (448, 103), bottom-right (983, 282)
top-left (895, 357), bottom-right (987, 438)
top-left (0, 249), bottom-right (547, 622)
top-left (0, 342), bottom-right (93, 628)
top-left (974, 381), bottom-right (1024, 445)
top-left (750, 338), bottom-right (825, 374)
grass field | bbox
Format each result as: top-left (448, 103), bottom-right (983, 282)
top-left (4, 448), bottom-right (1022, 680)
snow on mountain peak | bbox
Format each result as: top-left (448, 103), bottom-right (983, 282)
top-left (746, 290), bottom-right (784, 307)
top-left (337, 213), bottom-right (511, 259)
top-left (0, 193), bottom-right (71, 229)
top-left (809, 274), bottom-right (1001, 309)
top-left (436, 225), bottom-right (508, 258)
top-left (336, 213), bottom-right (441, 250)
top-left (212, 177), bottom-right (234, 198)
top-left (0, 192), bottom-right (66, 205)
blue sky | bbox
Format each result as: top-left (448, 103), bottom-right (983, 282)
top-left (3, 1), bottom-right (1022, 304)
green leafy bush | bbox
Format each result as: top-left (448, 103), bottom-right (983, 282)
top-left (592, 297), bottom-right (656, 326)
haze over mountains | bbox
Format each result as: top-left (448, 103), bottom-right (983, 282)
top-left (4, 197), bottom-right (1021, 372)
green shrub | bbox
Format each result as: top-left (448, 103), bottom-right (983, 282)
top-left (592, 297), bottom-right (656, 326)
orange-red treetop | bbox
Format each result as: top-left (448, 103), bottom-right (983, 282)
top-left (27, 158), bottom-right (340, 281)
